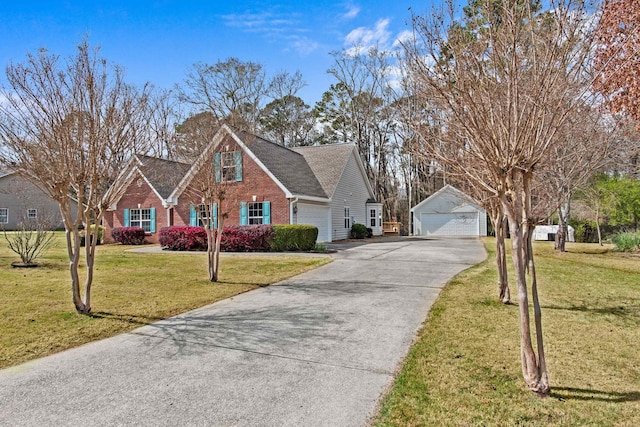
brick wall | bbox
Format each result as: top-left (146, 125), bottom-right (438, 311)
top-left (104, 173), bottom-right (168, 244)
top-left (105, 135), bottom-right (290, 244)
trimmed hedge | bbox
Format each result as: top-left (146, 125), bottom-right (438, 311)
top-left (270, 224), bottom-right (318, 251)
top-left (111, 226), bottom-right (147, 245)
top-left (220, 225), bottom-right (274, 252)
top-left (159, 225), bottom-right (274, 252)
top-left (159, 226), bottom-right (207, 251)
top-left (350, 223), bottom-right (367, 239)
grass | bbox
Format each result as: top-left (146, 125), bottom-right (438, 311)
top-left (0, 233), bottom-right (330, 369)
top-left (375, 239), bottom-right (640, 427)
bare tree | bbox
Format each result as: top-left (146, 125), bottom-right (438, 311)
top-left (3, 214), bottom-right (56, 266)
top-left (175, 126), bottom-right (241, 282)
top-left (0, 40), bottom-right (151, 314)
top-left (178, 58), bottom-right (269, 132)
top-left (404, 0), bottom-right (598, 395)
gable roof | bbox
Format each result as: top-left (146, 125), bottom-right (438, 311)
top-left (291, 144), bottom-right (354, 198)
top-left (410, 184), bottom-right (485, 213)
top-left (136, 156), bottom-right (191, 199)
top-left (237, 131), bottom-right (327, 199)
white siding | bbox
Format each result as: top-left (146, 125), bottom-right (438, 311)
top-left (412, 186), bottom-right (487, 237)
top-left (330, 152), bottom-right (374, 241)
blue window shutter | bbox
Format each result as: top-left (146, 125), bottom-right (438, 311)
top-left (150, 208), bottom-right (156, 233)
top-left (234, 151), bottom-right (243, 181)
top-left (213, 203), bottom-right (218, 229)
top-left (262, 201), bottom-right (271, 225)
top-left (124, 209), bottom-right (130, 227)
top-left (240, 202), bottom-right (248, 225)
top-left (190, 205), bottom-right (197, 226)
top-left (214, 153), bottom-right (221, 183)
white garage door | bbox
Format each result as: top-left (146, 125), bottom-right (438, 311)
top-left (420, 212), bottom-right (479, 236)
top-left (296, 203), bottom-right (331, 242)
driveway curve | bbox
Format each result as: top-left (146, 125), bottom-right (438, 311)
top-left (0, 237), bottom-right (485, 427)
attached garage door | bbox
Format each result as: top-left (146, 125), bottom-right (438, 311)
top-left (296, 203), bottom-right (331, 242)
top-left (420, 212), bottom-right (479, 236)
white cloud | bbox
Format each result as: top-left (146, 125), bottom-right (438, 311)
top-left (393, 30), bottom-right (414, 48)
top-left (291, 36), bottom-right (319, 56)
top-left (344, 18), bottom-right (391, 53)
top-left (221, 10), bottom-right (318, 57)
top-left (342, 5), bottom-right (360, 20)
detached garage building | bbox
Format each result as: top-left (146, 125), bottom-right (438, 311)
top-left (411, 185), bottom-right (487, 237)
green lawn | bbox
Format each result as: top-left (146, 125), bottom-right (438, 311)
top-left (375, 239), bottom-right (640, 426)
top-left (0, 234), bottom-right (330, 369)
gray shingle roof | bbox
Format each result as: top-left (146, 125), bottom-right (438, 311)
top-left (137, 155), bottom-right (191, 199)
top-left (238, 132), bottom-right (328, 199)
top-left (291, 144), bottom-right (355, 199)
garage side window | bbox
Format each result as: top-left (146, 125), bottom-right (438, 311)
top-left (0, 208), bottom-right (7, 224)
top-left (344, 206), bottom-right (350, 229)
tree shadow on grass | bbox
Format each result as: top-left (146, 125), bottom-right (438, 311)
top-left (552, 387), bottom-right (640, 403)
top-left (90, 311), bottom-right (166, 326)
top-left (541, 303), bottom-right (640, 320)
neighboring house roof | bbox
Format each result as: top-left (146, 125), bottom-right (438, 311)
top-left (238, 131), bottom-right (327, 199)
top-left (136, 156), bottom-right (191, 200)
top-left (411, 184), bottom-right (485, 213)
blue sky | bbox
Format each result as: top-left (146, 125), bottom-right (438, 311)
top-left (0, 1), bottom-right (430, 106)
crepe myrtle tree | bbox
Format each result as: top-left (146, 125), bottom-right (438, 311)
top-left (174, 125), bottom-right (241, 282)
top-left (403, 0), bottom-right (598, 395)
top-left (0, 40), bottom-right (151, 314)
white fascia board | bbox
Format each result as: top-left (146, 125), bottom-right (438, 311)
top-left (293, 195), bottom-right (330, 203)
top-left (227, 128), bottom-right (293, 198)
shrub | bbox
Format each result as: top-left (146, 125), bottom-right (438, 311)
top-left (350, 223), bottom-right (367, 239)
top-left (612, 232), bottom-right (640, 252)
top-left (80, 224), bottom-right (105, 246)
top-left (271, 224), bottom-right (318, 251)
top-left (159, 226), bottom-right (207, 251)
top-left (220, 225), bottom-right (274, 252)
top-left (111, 226), bottom-right (147, 245)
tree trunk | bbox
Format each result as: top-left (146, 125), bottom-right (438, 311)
top-left (501, 173), bottom-right (550, 396)
top-left (491, 208), bottom-right (510, 304)
top-left (595, 206), bottom-right (603, 246)
top-left (555, 198), bottom-right (570, 252)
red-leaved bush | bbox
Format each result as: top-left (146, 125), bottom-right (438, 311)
top-left (220, 225), bottom-right (274, 252)
top-left (159, 225), bottom-right (274, 252)
top-left (159, 226), bottom-right (207, 251)
top-left (111, 227), bottom-right (146, 245)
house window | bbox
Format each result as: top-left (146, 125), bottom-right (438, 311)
top-left (344, 207), bottom-right (350, 229)
top-left (0, 208), bottom-right (7, 224)
top-left (248, 202), bottom-right (263, 224)
top-left (198, 204), bottom-right (210, 227)
top-left (240, 201), bottom-right (270, 225)
top-left (27, 209), bottom-right (37, 220)
top-left (370, 209), bottom-right (376, 227)
top-left (130, 208), bottom-right (152, 232)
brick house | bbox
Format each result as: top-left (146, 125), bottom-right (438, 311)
top-left (104, 125), bottom-right (382, 243)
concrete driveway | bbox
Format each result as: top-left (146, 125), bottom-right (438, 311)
top-left (0, 237), bottom-right (485, 427)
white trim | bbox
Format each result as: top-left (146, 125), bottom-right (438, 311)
top-left (227, 129), bottom-right (293, 198)
top-left (410, 184), bottom-right (484, 214)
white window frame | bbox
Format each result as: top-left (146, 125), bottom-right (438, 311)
top-left (198, 204), bottom-right (211, 228)
top-left (344, 206), bottom-right (350, 229)
top-left (130, 208), bottom-right (152, 232)
top-left (27, 209), bottom-right (37, 221)
top-left (221, 152), bottom-right (236, 182)
top-left (248, 202), bottom-right (263, 225)
top-left (0, 208), bottom-right (7, 224)
top-left (370, 209), bottom-right (376, 228)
